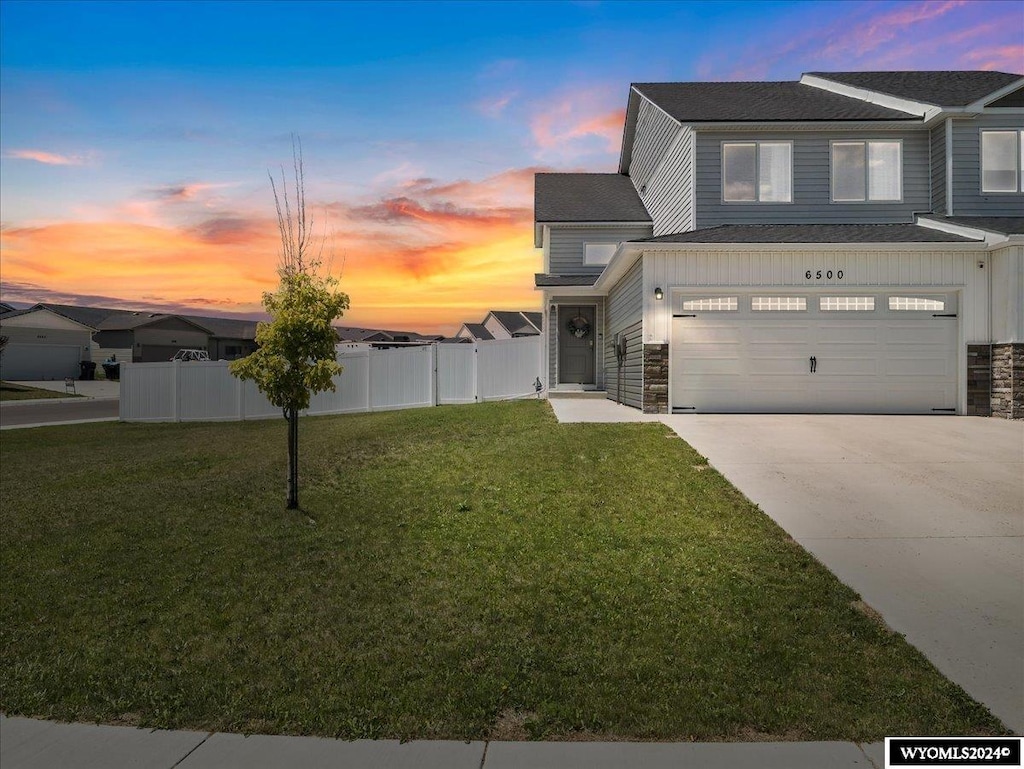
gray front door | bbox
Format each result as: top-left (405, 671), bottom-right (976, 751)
top-left (558, 305), bottom-right (596, 385)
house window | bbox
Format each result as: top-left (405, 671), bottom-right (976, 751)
top-left (889, 297), bottom-right (944, 311)
top-left (751, 296), bottom-right (806, 311)
top-left (722, 142), bottom-right (792, 202)
top-left (820, 296), bottom-right (875, 311)
top-left (681, 297), bottom-right (738, 311)
top-left (831, 141), bottom-right (902, 201)
top-left (981, 130), bottom-right (1024, 192)
top-left (584, 243), bottom-right (618, 265)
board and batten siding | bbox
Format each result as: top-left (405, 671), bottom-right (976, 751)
top-left (545, 295), bottom-right (606, 390)
top-left (547, 225), bottom-right (654, 275)
top-left (949, 113), bottom-right (1024, 216)
top-left (694, 129), bottom-right (931, 227)
top-left (628, 96), bottom-right (680, 192)
top-left (604, 258), bottom-right (644, 408)
top-left (643, 248), bottom-right (989, 343)
top-left (643, 125), bottom-right (696, 237)
top-left (930, 121), bottom-right (946, 214)
top-left (991, 244), bottom-right (1024, 343)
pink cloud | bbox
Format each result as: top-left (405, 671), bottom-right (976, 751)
top-left (475, 92), bottom-right (518, 118)
top-left (530, 88), bottom-right (625, 160)
top-left (960, 45), bottom-right (1024, 72)
top-left (4, 149), bottom-right (88, 166)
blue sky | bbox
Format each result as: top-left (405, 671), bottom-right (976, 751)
top-left (1, 1), bottom-right (1021, 333)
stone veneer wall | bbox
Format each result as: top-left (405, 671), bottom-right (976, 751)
top-left (966, 345), bottom-right (992, 417)
top-left (642, 343), bottom-right (668, 414)
top-left (991, 343), bottom-right (1024, 420)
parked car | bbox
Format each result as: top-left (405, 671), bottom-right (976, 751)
top-left (170, 349), bottom-right (210, 362)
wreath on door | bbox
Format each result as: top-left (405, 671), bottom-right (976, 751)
top-left (566, 315), bottom-right (591, 339)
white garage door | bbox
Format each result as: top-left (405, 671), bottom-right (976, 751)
top-left (0, 343), bottom-right (84, 381)
top-left (670, 293), bottom-right (958, 414)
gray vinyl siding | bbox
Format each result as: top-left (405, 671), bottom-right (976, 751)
top-left (930, 122), bottom-right (946, 214)
top-left (950, 113), bottom-right (1024, 216)
top-left (629, 96), bottom-right (679, 191)
top-left (694, 129), bottom-right (930, 227)
top-left (546, 295), bottom-right (605, 389)
top-left (644, 125), bottom-right (695, 236)
top-left (0, 326), bottom-right (91, 348)
top-left (604, 258), bottom-right (644, 409)
top-left (548, 225), bottom-right (654, 274)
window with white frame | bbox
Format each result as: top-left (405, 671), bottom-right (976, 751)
top-left (981, 130), bottom-right (1024, 193)
top-left (889, 297), bottom-right (944, 311)
top-left (722, 142), bottom-right (792, 202)
top-left (831, 141), bottom-right (902, 202)
top-left (681, 297), bottom-right (738, 311)
top-left (583, 243), bottom-right (618, 265)
top-left (751, 296), bottom-right (807, 311)
top-left (820, 296), bottom-right (875, 311)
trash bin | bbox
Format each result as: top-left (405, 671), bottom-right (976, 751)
top-left (102, 362), bottom-right (120, 381)
top-left (80, 361), bottom-right (97, 381)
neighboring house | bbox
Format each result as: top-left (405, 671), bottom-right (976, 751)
top-left (0, 301), bottom-right (16, 315)
top-left (456, 323), bottom-right (495, 341)
top-left (183, 316), bottom-right (259, 360)
top-left (94, 312), bottom-right (214, 362)
top-left (456, 311), bottom-right (543, 341)
top-left (0, 306), bottom-right (95, 380)
top-left (335, 326), bottom-right (432, 346)
top-left (535, 70), bottom-right (1024, 418)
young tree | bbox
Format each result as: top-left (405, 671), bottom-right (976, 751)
top-left (231, 139), bottom-right (349, 509)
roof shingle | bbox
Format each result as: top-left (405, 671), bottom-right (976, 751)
top-left (535, 173), bottom-right (651, 223)
top-left (633, 81), bottom-right (919, 123)
top-left (807, 71), bottom-right (1023, 107)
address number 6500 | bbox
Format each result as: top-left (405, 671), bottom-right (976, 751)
top-left (805, 269), bottom-right (844, 280)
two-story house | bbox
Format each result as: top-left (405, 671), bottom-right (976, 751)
top-left (535, 70), bottom-right (1024, 418)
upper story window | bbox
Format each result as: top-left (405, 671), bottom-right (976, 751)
top-left (722, 142), bottom-right (792, 203)
top-left (831, 140), bottom-right (902, 202)
top-left (583, 243), bottom-right (618, 265)
top-left (981, 130), bottom-right (1024, 193)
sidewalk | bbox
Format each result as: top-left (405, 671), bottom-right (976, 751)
top-left (13, 379), bottom-right (120, 400)
top-left (0, 716), bottom-right (885, 768)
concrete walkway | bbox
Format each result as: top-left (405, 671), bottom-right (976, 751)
top-left (14, 379), bottom-right (120, 399)
top-left (0, 716), bottom-right (885, 768)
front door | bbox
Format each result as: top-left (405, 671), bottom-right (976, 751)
top-left (558, 305), bottom-right (596, 385)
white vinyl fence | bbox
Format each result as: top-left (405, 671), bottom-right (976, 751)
top-left (120, 337), bottom-right (542, 422)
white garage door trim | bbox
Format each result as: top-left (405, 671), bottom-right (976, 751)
top-left (669, 290), bottom-right (959, 415)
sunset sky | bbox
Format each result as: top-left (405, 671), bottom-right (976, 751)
top-left (1, 0), bottom-right (1022, 335)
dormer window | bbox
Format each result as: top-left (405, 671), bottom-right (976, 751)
top-left (722, 142), bottom-right (792, 203)
top-left (831, 140), bottom-right (901, 202)
top-left (981, 130), bottom-right (1024, 193)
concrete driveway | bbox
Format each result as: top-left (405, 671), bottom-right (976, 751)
top-left (661, 414), bottom-right (1024, 734)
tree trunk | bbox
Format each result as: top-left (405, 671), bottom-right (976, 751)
top-left (286, 406), bottom-right (299, 509)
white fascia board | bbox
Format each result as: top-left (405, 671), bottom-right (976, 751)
top-left (617, 88), bottom-right (643, 175)
top-left (687, 120), bottom-right (922, 131)
top-left (800, 74), bottom-right (939, 120)
top-left (969, 77), bottom-right (1024, 110)
top-left (629, 240), bottom-right (987, 253)
top-left (542, 221), bottom-right (653, 229)
top-left (916, 216), bottom-right (1011, 247)
top-left (534, 223), bottom-right (543, 248)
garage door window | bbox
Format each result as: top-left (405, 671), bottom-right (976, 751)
top-left (751, 297), bottom-right (806, 311)
top-left (820, 296), bottom-right (875, 311)
top-left (681, 297), bottom-right (738, 311)
top-left (889, 297), bottom-right (944, 311)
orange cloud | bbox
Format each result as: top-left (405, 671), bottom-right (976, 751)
top-left (4, 149), bottom-right (88, 166)
top-left (0, 166), bottom-right (547, 336)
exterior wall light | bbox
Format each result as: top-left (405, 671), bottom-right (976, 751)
top-left (654, 287), bottom-right (664, 301)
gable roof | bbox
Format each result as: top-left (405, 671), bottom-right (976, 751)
top-left (459, 323), bottom-right (494, 341)
top-left (97, 311), bottom-right (213, 333)
top-left (806, 71), bottom-right (1023, 107)
top-left (0, 305), bottom-right (100, 330)
top-left (535, 173), bottom-right (651, 224)
top-left (919, 216), bottom-right (1024, 236)
top-left (34, 303), bottom-right (120, 329)
top-left (988, 86), bottom-right (1024, 108)
top-left (633, 81), bottom-right (919, 123)
top-left (635, 223), bottom-right (980, 245)
top-left (0, 302), bottom-right (16, 315)
top-left (486, 310), bottom-right (542, 336)
top-left (181, 315), bottom-right (259, 339)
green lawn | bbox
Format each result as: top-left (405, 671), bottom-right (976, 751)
top-left (0, 401), bottom-right (1005, 740)
top-left (0, 381), bottom-right (79, 400)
